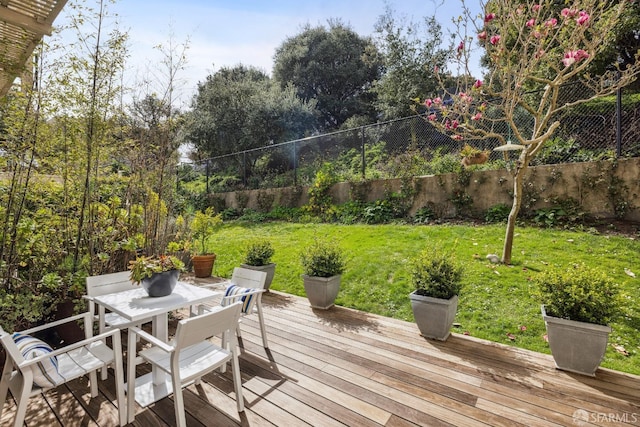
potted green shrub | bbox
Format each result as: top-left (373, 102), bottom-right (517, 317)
top-left (537, 264), bottom-right (622, 376)
top-left (409, 249), bottom-right (463, 341)
top-left (300, 239), bottom-right (346, 310)
top-left (241, 239), bottom-right (276, 291)
top-left (128, 255), bottom-right (185, 297)
top-left (190, 208), bottom-right (223, 278)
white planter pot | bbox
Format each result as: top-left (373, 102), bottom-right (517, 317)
top-left (541, 305), bottom-right (611, 376)
top-left (409, 291), bottom-right (458, 341)
top-left (240, 263), bottom-right (276, 291)
top-left (302, 274), bottom-right (341, 310)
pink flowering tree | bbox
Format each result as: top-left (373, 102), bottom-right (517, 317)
top-left (423, 0), bottom-right (640, 264)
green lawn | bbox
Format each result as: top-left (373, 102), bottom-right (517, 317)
top-left (208, 222), bottom-right (640, 375)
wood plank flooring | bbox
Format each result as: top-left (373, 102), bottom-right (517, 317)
top-left (2, 287), bottom-right (639, 426)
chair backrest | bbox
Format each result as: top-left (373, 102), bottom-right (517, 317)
top-left (231, 267), bottom-right (267, 291)
top-left (221, 267), bottom-right (268, 314)
top-left (174, 301), bottom-right (243, 350)
top-left (86, 271), bottom-right (133, 297)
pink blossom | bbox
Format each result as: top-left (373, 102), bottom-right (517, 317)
top-left (424, 98), bottom-right (433, 108)
top-left (532, 4), bottom-right (541, 12)
top-left (427, 114), bottom-right (437, 121)
top-left (457, 41), bottom-right (464, 52)
top-left (526, 18), bottom-right (536, 27)
top-left (472, 112), bottom-right (482, 121)
top-left (562, 49), bottom-right (589, 67)
top-left (533, 30), bottom-right (542, 38)
top-left (577, 11), bottom-right (590, 26)
top-left (544, 18), bottom-right (558, 28)
top-left (452, 120), bottom-right (459, 129)
top-left (444, 120), bottom-right (451, 130)
top-left (561, 8), bottom-right (577, 18)
top-left (484, 13), bottom-right (496, 23)
top-left (473, 79), bottom-right (483, 89)
top-left (433, 97), bottom-right (442, 106)
top-left (478, 31), bottom-right (487, 41)
top-left (535, 49), bottom-right (545, 59)
top-left (453, 134), bottom-right (463, 141)
top-left (490, 34), bottom-right (501, 45)
top-left (434, 65), bottom-right (439, 73)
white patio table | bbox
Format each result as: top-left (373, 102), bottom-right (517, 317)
top-left (93, 281), bottom-right (222, 420)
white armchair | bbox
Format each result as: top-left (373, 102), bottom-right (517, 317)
top-left (127, 301), bottom-right (244, 426)
top-left (0, 312), bottom-right (127, 427)
top-left (198, 267), bottom-right (269, 348)
top-left (85, 271), bottom-right (152, 379)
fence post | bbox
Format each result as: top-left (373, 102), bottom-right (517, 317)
top-left (243, 151), bottom-right (247, 187)
top-left (361, 126), bottom-right (366, 179)
top-left (616, 80), bottom-right (622, 157)
top-left (293, 141), bottom-right (298, 186)
top-left (205, 159), bottom-right (210, 194)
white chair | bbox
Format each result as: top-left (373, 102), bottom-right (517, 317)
top-left (0, 312), bottom-right (127, 427)
top-left (198, 267), bottom-right (269, 348)
top-left (85, 271), bottom-right (151, 379)
top-left (127, 301), bottom-right (244, 426)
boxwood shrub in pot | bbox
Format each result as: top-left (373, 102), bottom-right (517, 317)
top-left (409, 249), bottom-right (463, 341)
top-left (241, 239), bottom-right (276, 291)
top-left (536, 264), bottom-right (622, 376)
top-left (301, 239), bottom-right (346, 310)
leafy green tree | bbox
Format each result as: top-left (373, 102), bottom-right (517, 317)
top-left (184, 65), bottom-right (316, 159)
top-left (273, 20), bottom-right (383, 130)
top-left (372, 6), bottom-right (452, 119)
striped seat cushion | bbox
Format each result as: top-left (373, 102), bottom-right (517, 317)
top-left (221, 285), bottom-right (254, 314)
top-left (12, 333), bottom-right (64, 388)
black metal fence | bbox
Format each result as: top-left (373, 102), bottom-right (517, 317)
top-left (178, 85), bottom-right (640, 194)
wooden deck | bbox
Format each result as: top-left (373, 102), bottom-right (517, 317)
top-left (2, 288), bottom-right (639, 426)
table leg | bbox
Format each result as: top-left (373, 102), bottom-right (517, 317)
top-left (151, 313), bottom-right (168, 386)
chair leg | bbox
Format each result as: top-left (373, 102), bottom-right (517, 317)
top-left (0, 357), bottom-right (13, 420)
top-left (111, 333), bottom-right (127, 427)
top-left (172, 375), bottom-right (187, 427)
top-left (256, 303), bottom-right (269, 348)
top-left (231, 348), bottom-right (244, 412)
top-left (127, 330), bottom-right (138, 425)
top-left (12, 377), bottom-right (32, 427)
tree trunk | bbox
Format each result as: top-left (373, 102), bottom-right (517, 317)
top-left (501, 157), bottom-right (526, 264)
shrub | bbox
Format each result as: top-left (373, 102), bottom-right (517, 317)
top-left (413, 205), bottom-right (436, 223)
top-left (536, 264), bottom-right (622, 325)
top-left (244, 240), bottom-right (275, 266)
top-left (411, 249), bottom-right (463, 299)
top-left (300, 239), bottom-right (346, 278)
top-left (485, 203), bottom-right (511, 223)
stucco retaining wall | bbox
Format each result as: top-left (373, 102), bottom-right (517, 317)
top-left (218, 158), bottom-right (640, 222)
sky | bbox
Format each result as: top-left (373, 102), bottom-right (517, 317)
top-left (55, 0), bottom-right (483, 107)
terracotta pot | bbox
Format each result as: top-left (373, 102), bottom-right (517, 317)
top-left (192, 254), bottom-right (216, 278)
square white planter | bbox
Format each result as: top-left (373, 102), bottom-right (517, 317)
top-left (409, 291), bottom-right (458, 341)
top-left (302, 274), bottom-right (341, 310)
top-left (541, 305), bottom-right (611, 376)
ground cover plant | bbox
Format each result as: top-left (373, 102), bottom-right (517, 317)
top-left (207, 222), bottom-right (640, 375)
